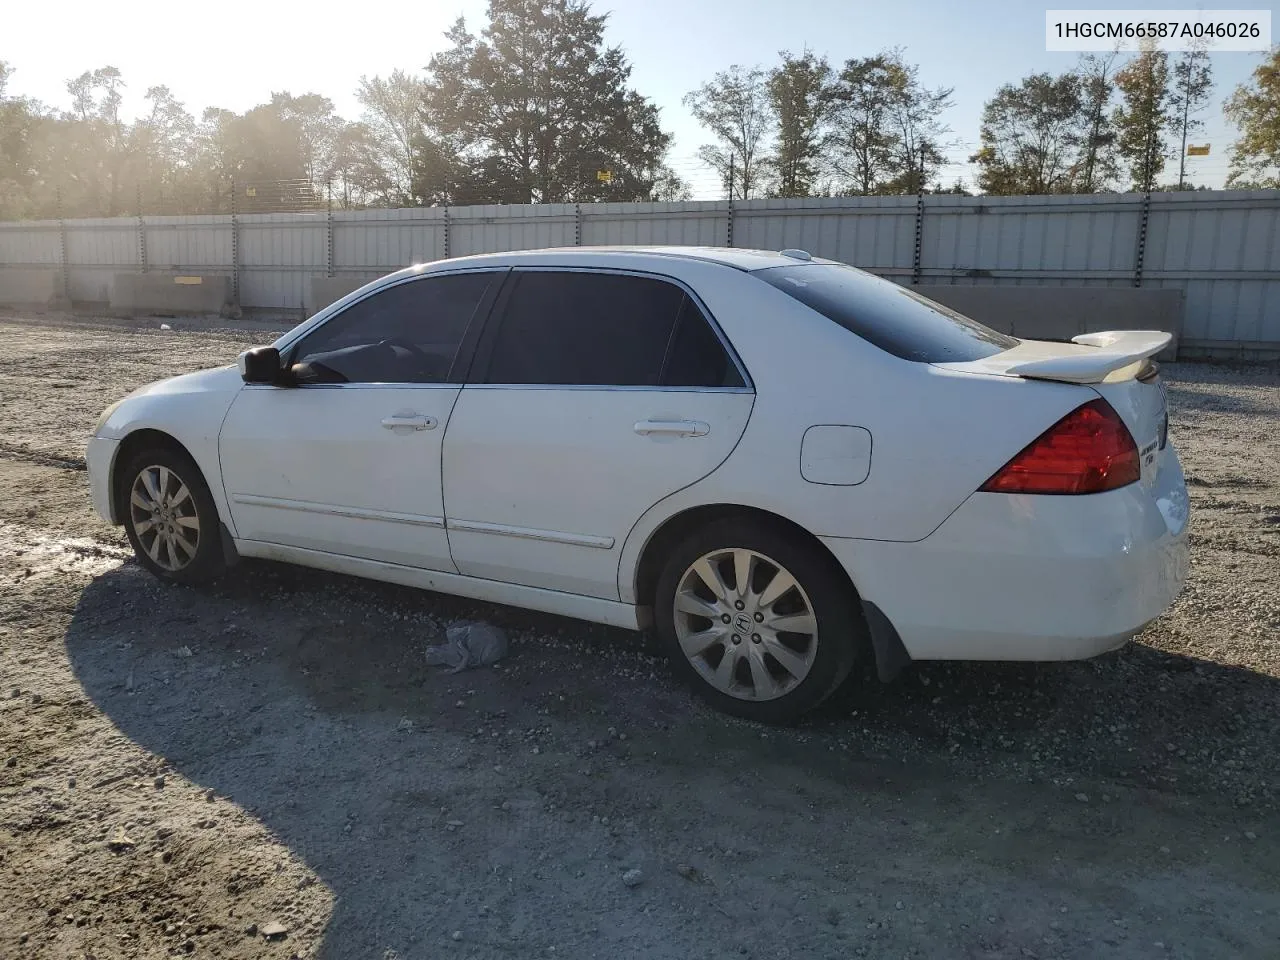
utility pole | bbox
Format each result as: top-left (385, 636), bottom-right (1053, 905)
top-left (727, 152), bottom-right (736, 201)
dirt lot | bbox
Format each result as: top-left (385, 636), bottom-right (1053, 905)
top-left (1, 314), bottom-right (1277, 960)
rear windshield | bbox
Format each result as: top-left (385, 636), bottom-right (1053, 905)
top-left (755, 263), bottom-right (1018, 363)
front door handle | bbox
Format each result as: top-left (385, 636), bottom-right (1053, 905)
top-left (381, 415), bottom-right (438, 431)
top-left (634, 419), bottom-right (710, 438)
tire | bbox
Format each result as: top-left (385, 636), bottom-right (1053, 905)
top-left (118, 444), bottom-right (225, 585)
top-left (653, 517), bottom-right (865, 724)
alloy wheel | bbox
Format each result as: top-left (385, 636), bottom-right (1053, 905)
top-left (672, 547), bottom-right (818, 701)
top-left (129, 464), bottom-right (201, 572)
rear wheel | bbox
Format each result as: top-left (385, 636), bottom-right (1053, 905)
top-left (119, 446), bottom-right (224, 585)
top-left (654, 518), bottom-right (863, 723)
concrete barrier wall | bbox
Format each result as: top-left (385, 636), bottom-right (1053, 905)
top-left (912, 285), bottom-right (1184, 358)
top-left (110, 273), bottom-right (234, 316)
top-left (0, 268), bottom-right (62, 307)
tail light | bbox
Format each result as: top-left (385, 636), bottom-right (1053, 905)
top-left (980, 399), bottom-right (1140, 495)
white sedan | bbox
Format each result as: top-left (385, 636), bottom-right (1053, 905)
top-left (86, 246), bottom-right (1190, 722)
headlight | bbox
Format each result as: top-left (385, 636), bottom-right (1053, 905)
top-left (93, 400), bottom-right (124, 437)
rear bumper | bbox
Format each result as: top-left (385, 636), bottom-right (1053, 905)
top-left (86, 435), bottom-right (120, 525)
top-left (824, 444), bottom-right (1190, 661)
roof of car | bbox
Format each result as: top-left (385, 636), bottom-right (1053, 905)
top-left (406, 246), bottom-right (836, 274)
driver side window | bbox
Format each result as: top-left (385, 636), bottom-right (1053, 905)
top-left (290, 271), bottom-right (497, 384)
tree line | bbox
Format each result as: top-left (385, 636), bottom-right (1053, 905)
top-left (1, 0), bottom-right (1278, 221)
top-left (972, 44), bottom-right (1214, 195)
top-left (0, 0), bottom-right (684, 220)
top-left (692, 39), bottom-right (1271, 198)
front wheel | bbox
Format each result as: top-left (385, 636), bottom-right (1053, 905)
top-left (119, 446), bottom-right (225, 585)
top-left (653, 518), bottom-right (864, 724)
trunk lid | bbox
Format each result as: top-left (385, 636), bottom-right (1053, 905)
top-left (935, 331), bottom-right (1172, 491)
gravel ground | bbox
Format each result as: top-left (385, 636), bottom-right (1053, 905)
top-left (1, 314), bottom-right (1277, 960)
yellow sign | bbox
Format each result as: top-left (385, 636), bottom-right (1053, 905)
top-left (596, 169), bottom-right (612, 183)
top-left (174, 276), bottom-right (203, 285)
top-left (1186, 144), bottom-right (1211, 156)
top-left (245, 186), bottom-right (257, 196)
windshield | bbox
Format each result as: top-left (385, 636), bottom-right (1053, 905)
top-left (755, 263), bottom-right (1018, 363)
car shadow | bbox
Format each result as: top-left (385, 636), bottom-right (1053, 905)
top-left (64, 559), bottom-right (1280, 958)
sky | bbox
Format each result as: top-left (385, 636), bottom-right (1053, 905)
top-left (3, 0), bottom-right (1269, 196)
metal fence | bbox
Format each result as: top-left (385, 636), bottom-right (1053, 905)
top-left (1, 190), bottom-right (1277, 353)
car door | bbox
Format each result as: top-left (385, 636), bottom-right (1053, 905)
top-left (218, 269), bottom-right (503, 570)
top-left (442, 268), bottom-right (755, 600)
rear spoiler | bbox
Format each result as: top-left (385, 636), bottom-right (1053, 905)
top-left (1003, 331), bottom-right (1172, 385)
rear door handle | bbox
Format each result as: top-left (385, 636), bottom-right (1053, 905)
top-left (634, 419), bottom-right (710, 437)
top-left (381, 415), bottom-right (438, 431)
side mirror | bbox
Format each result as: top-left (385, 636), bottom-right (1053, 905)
top-left (237, 346), bottom-right (285, 385)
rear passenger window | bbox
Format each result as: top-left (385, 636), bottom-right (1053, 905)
top-left (485, 272), bottom-right (684, 386)
top-left (662, 298), bottom-right (746, 388)
top-left (756, 263), bottom-right (1018, 363)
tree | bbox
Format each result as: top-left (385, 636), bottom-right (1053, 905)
top-left (357, 71), bottom-right (432, 203)
top-left (0, 62), bottom-right (44, 220)
top-left (188, 107), bottom-right (239, 212)
top-left (270, 92), bottom-right (343, 186)
top-left (765, 50), bottom-right (832, 198)
top-left (63, 66), bottom-right (130, 215)
top-left (1075, 51), bottom-right (1120, 191)
top-left (1225, 45), bottom-right (1280, 188)
top-left (971, 73), bottom-right (1085, 195)
top-left (178, 94), bottom-right (343, 213)
top-left (877, 52), bottom-right (953, 194)
top-left (425, 0), bottom-right (673, 204)
top-left (684, 65), bottom-right (772, 199)
top-left (1113, 44), bottom-right (1170, 192)
top-left (826, 53), bottom-right (899, 194)
top-left (224, 101), bottom-right (310, 183)
top-left (1168, 42), bottom-right (1213, 189)
top-left (129, 86), bottom-right (196, 211)
top-left (648, 166), bottom-right (691, 201)
top-left (821, 50), bottom-right (952, 195)
top-left (328, 121), bottom-right (395, 207)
